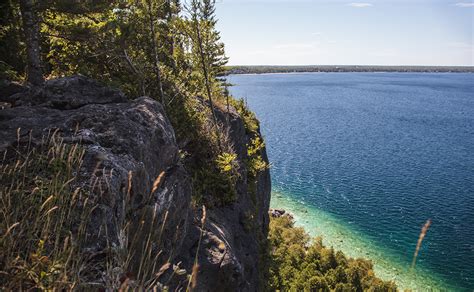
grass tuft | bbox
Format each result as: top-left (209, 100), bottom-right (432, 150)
top-left (0, 130), bottom-right (89, 290)
top-left (0, 131), bottom-right (189, 290)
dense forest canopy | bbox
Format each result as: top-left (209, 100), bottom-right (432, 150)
top-left (266, 216), bottom-right (398, 291)
top-left (1, 0), bottom-right (228, 100)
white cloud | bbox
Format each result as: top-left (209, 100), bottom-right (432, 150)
top-left (347, 2), bottom-right (373, 8)
top-left (455, 2), bottom-right (474, 7)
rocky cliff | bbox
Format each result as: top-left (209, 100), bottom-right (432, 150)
top-left (0, 76), bottom-right (270, 291)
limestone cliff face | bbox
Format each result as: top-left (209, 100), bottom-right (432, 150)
top-left (0, 76), bottom-right (270, 291)
top-left (173, 98), bottom-right (271, 291)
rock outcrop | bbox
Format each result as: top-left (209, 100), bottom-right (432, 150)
top-left (0, 76), bottom-right (271, 291)
top-left (0, 76), bottom-right (192, 281)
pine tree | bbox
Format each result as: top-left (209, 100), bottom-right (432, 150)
top-left (188, 0), bottom-right (222, 149)
top-left (199, 0), bottom-right (229, 82)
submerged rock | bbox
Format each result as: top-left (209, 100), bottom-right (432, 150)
top-left (269, 208), bottom-right (294, 220)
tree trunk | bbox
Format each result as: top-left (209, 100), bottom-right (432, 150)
top-left (167, 0), bottom-right (177, 71)
top-left (146, 0), bottom-right (165, 105)
top-left (19, 0), bottom-right (44, 86)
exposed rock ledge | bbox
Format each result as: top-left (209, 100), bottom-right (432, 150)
top-left (0, 76), bottom-right (271, 291)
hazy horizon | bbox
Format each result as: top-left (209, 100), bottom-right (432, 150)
top-left (216, 0), bottom-right (474, 66)
top-left (226, 64), bottom-right (474, 67)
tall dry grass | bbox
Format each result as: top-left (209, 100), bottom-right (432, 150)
top-left (0, 130), bottom-right (90, 289)
top-left (411, 219), bottom-right (432, 269)
top-left (186, 205), bottom-right (207, 292)
top-left (0, 130), bottom-right (189, 290)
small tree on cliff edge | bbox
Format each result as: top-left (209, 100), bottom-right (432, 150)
top-left (186, 0), bottom-right (229, 150)
top-left (200, 0), bottom-right (228, 82)
top-left (19, 0), bottom-right (44, 86)
top-left (188, 0), bottom-right (220, 150)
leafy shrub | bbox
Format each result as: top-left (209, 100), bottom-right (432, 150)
top-left (168, 94), bottom-right (239, 206)
top-left (247, 137), bottom-right (268, 177)
top-left (216, 152), bottom-right (238, 174)
top-left (168, 90), bottom-right (268, 208)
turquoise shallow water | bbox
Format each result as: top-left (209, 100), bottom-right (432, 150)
top-left (271, 191), bottom-right (449, 291)
top-left (227, 73), bottom-right (474, 291)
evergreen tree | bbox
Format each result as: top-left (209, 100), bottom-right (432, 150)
top-left (188, 0), bottom-right (222, 149)
top-left (200, 0), bottom-right (228, 79)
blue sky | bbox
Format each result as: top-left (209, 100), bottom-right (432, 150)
top-left (215, 0), bottom-right (474, 66)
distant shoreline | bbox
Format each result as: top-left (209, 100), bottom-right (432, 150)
top-left (226, 65), bottom-right (474, 75)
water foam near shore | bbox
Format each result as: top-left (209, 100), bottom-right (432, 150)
top-left (271, 190), bottom-right (451, 291)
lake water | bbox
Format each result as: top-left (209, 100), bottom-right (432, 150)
top-left (227, 73), bottom-right (474, 291)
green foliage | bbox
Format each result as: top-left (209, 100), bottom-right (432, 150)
top-left (231, 98), bottom-right (268, 181)
top-left (192, 163), bottom-right (238, 206)
top-left (227, 65), bottom-right (474, 74)
top-left (216, 152), bottom-right (238, 173)
top-left (232, 98), bottom-right (259, 134)
top-left (266, 216), bottom-right (398, 292)
top-left (0, 61), bottom-right (21, 81)
top-left (247, 137), bottom-right (268, 177)
top-left (0, 1), bottom-right (25, 80)
top-left (1, 0), bottom-right (244, 207)
top-left (166, 92), bottom-right (238, 206)
top-left (231, 99), bottom-right (267, 168)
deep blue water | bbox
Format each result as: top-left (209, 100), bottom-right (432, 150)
top-left (227, 73), bottom-right (474, 291)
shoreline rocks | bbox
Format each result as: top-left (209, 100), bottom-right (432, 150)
top-left (270, 208), bottom-right (294, 219)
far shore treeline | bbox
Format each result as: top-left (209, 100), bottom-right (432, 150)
top-left (226, 65), bottom-right (474, 75)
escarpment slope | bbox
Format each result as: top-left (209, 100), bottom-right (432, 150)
top-left (0, 76), bottom-right (270, 291)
